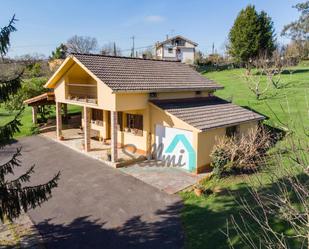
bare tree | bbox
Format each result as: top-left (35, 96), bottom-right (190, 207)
top-left (224, 102), bottom-right (309, 249)
top-left (141, 48), bottom-right (154, 59)
top-left (243, 59), bottom-right (271, 100)
top-left (66, 35), bottom-right (98, 54)
top-left (263, 51), bottom-right (286, 89)
top-left (226, 139), bottom-right (309, 249)
top-left (243, 51), bottom-right (292, 99)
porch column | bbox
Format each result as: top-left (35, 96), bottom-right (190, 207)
top-left (56, 102), bottom-right (62, 140)
top-left (63, 103), bottom-right (68, 123)
top-left (111, 111), bottom-right (118, 162)
top-left (103, 110), bottom-right (109, 140)
top-left (83, 106), bottom-right (91, 152)
top-left (31, 106), bottom-right (38, 124)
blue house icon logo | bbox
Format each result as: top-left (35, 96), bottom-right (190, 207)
top-left (165, 134), bottom-right (196, 171)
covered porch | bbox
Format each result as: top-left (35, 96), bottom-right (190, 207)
top-left (53, 102), bottom-right (146, 167)
top-left (41, 128), bottom-right (142, 166)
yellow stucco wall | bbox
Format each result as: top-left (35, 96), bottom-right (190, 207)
top-left (117, 109), bottom-right (150, 152)
top-left (115, 93), bottom-right (148, 111)
top-left (54, 77), bottom-right (66, 102)
top-left (196, 121), bottom-right (258, 172)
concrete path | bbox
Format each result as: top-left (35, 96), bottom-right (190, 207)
top-left (0, 136), bottom-right (184, 249)
top-left (121, 163), bottom-right (206, 194)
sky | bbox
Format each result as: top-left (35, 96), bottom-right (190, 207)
top-left (1, 0), bottom-right (301, 58)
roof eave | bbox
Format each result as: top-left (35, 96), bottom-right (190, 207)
top-left (112, 86), bottom-right (223, 94)
top-left (200, 117), bottom-right (266, 132)
top-left (44, 56), bottom-right (74, 88)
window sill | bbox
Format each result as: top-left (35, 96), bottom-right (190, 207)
top-left (123, 129), bottom-right (143, 137)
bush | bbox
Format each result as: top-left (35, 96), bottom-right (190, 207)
top-left (210, 127), bottom-right (271, 177)
top-left (211, 148), bottom-right (230, 177)
top-left (3, 77), bottom-right (47, 111)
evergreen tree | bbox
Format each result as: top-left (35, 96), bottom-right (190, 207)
top-left (228, 5), bottom-right (276, 65)
top-left (50, 43), bottom-right (67, 60)
top-left (0, 15), bottom-right (60, 221)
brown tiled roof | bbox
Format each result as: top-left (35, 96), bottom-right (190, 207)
top-left (150, 97), bottom-right (265, 131)
top-left (156, 35), bottom-right (198, 47)
top-left (72, 53), bottom-right (222, 92)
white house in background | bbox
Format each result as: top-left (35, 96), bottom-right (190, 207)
top-left (155, 35), bottom-right (198, 64)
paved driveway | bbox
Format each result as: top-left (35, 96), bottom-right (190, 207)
top-left (1, 136), bottom-right (183, 249)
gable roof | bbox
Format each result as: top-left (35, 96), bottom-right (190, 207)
top-left (46, 53), bottom-right (222, 92)
top-left (156, 35), bottom-right (198, 47)
top-left (150, 97), bottom-right (265, 131)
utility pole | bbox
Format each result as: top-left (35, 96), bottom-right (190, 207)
top-left (212, 42), bottom-right (215, 55)
top-left (113, 42), bottom-right (117, 56)
top-left (131, 36), bottom-right (135, 57)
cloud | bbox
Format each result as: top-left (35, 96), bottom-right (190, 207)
top-left (144, 15), bottom-right (165, 23)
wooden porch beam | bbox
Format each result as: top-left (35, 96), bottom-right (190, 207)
top-left (111, 111), bottom-right (118, 162)
top-left (56, 102), bottom-right (62, 140)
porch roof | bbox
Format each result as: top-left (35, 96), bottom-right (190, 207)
top-left (23, 92), bottom-right (55, 106)
top-left (150, 97), bottom-right (265, 131)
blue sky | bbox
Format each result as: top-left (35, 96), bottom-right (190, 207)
top-left (1, 0), bottom-right (301, 57)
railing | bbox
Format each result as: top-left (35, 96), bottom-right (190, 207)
top-left (66, 83), bottom-right (97, 104)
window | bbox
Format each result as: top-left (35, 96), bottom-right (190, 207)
top-left (175, 39), bottom-right (185, 46)
top-left (92, 109), bottom-right (103, 121)
top-left (149, 92), bottom-right (157, 98)
top-left (168, 48), bottom-right (173, 53)
top-left (226, 125), bottom-right (239, 137)
top-left (126, 114), bottom-right (143, 135)
top-left (195, 91), bottom-right (202, 96)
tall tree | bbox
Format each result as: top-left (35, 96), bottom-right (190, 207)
top-left (282, 1), bottom-right (309, 41)
top-left (0, 16), bottom-right (59, 221)
top-left (228, 5), bottom-right (276, 66)
top-left (282, 2), bottom-right (309, 58)
top-left (66, 35), bottom-right (98, 54)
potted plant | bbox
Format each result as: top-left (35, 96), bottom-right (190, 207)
top-left (194, 184), bottom-right (204, 197)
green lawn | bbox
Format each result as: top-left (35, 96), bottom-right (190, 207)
top-left (181, 66), bottom-right (309, 249)
top-left (0, 105), bottom-right (82, 138)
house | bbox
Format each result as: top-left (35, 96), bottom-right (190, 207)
top-left (44, 53), bottom-right (265, 173)
top-left (155, 35), bottom-right (198, 64)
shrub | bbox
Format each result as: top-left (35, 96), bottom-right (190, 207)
top-left (210, 127), bottom-right (271, 177)
top-left (3, 77), bottom-right (47, 111)
top-left (30, 124), bottom-right (40, 135)
top-left (211, 147), bottom-right (231, 177)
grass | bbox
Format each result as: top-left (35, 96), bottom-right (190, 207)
top-left (0, 105), bottom-right (82, 138)
top-left (181, 65), bottom-right (309, 249)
